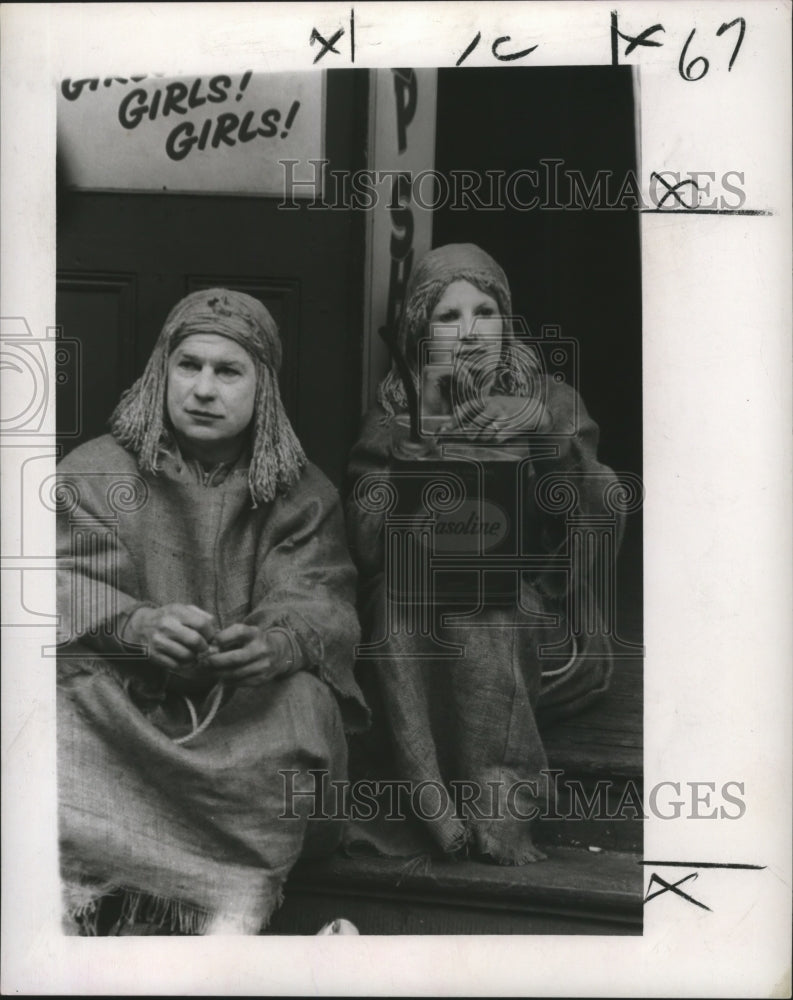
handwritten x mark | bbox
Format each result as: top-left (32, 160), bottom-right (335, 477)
top-left (310, 27), bottom-right (344, 64)
top-left (652, 172), bottom-right (701, 209)
top-left (644, 871), bottom-right (711, 911)
top-left (617, 23), bottom-right (665, 55)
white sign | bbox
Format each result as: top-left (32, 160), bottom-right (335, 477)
top-left (57, 71), bottom-right (324, 196)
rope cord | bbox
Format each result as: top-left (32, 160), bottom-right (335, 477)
top-left (173, 682), bottom-right (225, 746)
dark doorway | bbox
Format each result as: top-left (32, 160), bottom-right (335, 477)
top-left (433, 66), bottom-right (642, 642)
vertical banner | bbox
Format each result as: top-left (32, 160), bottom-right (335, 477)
top-left (362, 69), bottom-right (437, 409)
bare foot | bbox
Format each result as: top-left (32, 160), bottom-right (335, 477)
top-left (471, 817), bottom-right (547, 865)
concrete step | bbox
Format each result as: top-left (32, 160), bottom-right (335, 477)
top-left (539, 657), bottom-right (643, 852)
top-left (269, 845), bottom-right (643, 935)
top-left (270, 657), bottom-right (644, 935)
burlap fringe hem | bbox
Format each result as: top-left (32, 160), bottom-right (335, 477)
top-left (65, 883), bottom-right (287, 936)
top-left (63, 874), bottom-right (287, 936)
top-left (64, 884), bottom-right (212, 936)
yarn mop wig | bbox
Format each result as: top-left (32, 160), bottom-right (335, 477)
top-left (111, 288), bottom-right (306, 506)
top-left (377, 243), bottom-right (542, 418)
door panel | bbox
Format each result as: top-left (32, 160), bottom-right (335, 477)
top-left (56, 273), bottom-right (137, 447)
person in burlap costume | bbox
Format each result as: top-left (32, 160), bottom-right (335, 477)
top-left (56, 288), bottom-right (369, 934)
top-left (346, 244), bottom-right (622, 864)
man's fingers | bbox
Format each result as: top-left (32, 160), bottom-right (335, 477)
top-left (213, 623), bottom-right (258, 649)
top-left (206, 647), bottom-right (249, 669)
top-left (179, 605), bottom-right (217, 640)
top-left (195, 618), bottom-right (218, 642)
top-left (151, 653), bottom-right (179, 670)
top-left (164, 621), bottom-right (209, 654)
top-left (153, 635), bottom-right (195, 663)
top-left (207, 645), bottom-right (269, 670)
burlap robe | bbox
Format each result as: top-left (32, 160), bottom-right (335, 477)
top-left (59, 665), bottom-right (348, 933)
top-left (56, 435), bottom-right (368, 932)
top-left (345, 378), bottom-right (622, 864)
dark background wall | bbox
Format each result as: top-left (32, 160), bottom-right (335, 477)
top-left (433, 66), bottom-right (642, 480)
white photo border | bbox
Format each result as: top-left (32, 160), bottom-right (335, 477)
top-left (1, 2), bottom-right (791, 995)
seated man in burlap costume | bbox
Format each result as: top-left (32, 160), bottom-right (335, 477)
top-left (57, 288), bottom-right (369, 934)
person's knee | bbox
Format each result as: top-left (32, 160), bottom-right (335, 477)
top-left (277, 671), bottom-right (348, 773)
